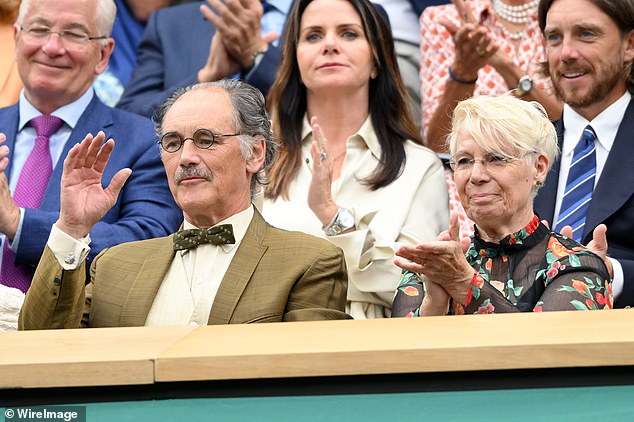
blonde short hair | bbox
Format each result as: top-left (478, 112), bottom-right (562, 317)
top-left (447, 94), bottom-right (559, 169)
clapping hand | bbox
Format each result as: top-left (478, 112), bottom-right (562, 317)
top-left (55, 132), bottom-right (131, 239)
top-left (0, 133), bottom-right (20, 239)
top-left (307, 116), bottom-right (339, 226)
top-left (395, 213), bottom-right (473, 307)
top-left (439, 0), bottom-right (501, 78)
top-left (201, 0), bottom-right (278, 70)
top-left (560, 223), bottom-right (613, 278)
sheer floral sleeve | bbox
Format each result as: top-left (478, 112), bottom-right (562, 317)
top-left (392, 217), bottom-right (613, 317)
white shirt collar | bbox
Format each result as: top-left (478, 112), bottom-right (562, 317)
top-left (18, 88), bottom-right (95, 131)
top-left (562, 91), bottom-right (631, 156)
top-left (301, 115), bottom-right (382, 159)
top-left (182, 205), bottom-right (254, 254)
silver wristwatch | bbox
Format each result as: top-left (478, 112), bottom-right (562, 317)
top-left (515, 74), bottom-right (533, 97)
top-left (323, 208), bottom-right (355, 236)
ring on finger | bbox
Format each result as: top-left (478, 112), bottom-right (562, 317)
top-left (476, 46), bottom-right (485, 56)
top-left (319, 151), bottom-right (328, 162)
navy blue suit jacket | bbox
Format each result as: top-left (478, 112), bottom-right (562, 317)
top-left (408, 0), bottom-right (449, 17)
top-left (117, 1), bottom-right (281, 117)
top-left (0, 95), bottom-right (182, 278)
top-left (534, 100), bottom-right (634, 308)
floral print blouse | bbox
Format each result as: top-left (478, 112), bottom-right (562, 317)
top-left (392, 216), bottom-right (613, 316)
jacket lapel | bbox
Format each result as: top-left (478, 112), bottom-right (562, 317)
top-left (41, 96), bottom-right (113, 211)
top-left (207, 210), bottom-right (269, 325)
top-left (584, 99), bottom-right (634, 241)
top-left (119, 236), bottom-right (176, 326)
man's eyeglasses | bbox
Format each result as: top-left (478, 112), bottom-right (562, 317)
top-left (158, 129), bottom-right (241, 153)
top-left (19, 25), bottom-right (107, 45)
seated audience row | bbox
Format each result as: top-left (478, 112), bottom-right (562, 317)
top-left (1, 0), bottom-right (630, 331)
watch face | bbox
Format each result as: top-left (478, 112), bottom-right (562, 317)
top-left (324, 208), bottom-right (355, 236)
top-left (338, 209), bottom-right (355, 229)
top-left (519, 77), bottom-right (533, 94)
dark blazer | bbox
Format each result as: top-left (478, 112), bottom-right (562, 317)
top-left (534, 99), bottom-right (634, 307)
top-left (408, 0), bottom-right (449, 17)
top-left (117, 1), bottom-right (282, 117)
top-left (0, 95), bottom-right (182, 279)
top-left (19, 210), bottom-right (350, 329)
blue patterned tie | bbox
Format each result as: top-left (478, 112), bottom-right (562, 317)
top-left (554, 125), bottom-right (597, 242)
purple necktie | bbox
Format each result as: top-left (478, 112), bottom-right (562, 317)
top-left (1, 115), bottom-right (64, 292)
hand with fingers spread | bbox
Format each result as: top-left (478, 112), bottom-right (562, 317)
top-left (394, 212), bottom-right (474, 307)
top-left (306, 116), bottom-right (340, 226)
top-left (439, 0), bottom-right (498, 82)
top-left (56, 132), bottom-right (132, 240)
top-left (558, 224), bottom-right (613, 278)
top-left (200, 0), bottom-right (278, 71)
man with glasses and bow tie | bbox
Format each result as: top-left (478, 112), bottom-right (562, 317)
top-left (534, 0), bottom-right (634, 307)
top-left (19, 80), bottom-right (350, 329)
top-left (0, 0), bottom-right (181, 317)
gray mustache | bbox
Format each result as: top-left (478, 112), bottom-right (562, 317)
top-left (174, 166), bottom-right (212, 183)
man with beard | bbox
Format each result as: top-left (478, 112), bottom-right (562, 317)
top-left (534, 0), bottom-right (634, 307)
top-left (19, 80), bottom-right (350, 329)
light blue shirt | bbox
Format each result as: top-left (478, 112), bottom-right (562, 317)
top-left (1, 89), bottom-right (94, 271)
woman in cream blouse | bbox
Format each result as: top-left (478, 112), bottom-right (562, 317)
top-left (262, 0), bottom-right (449, 319)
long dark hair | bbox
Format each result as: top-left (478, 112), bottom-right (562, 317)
top-left (265, 0), bottom-right (420, 200)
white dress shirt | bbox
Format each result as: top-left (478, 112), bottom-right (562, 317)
top-left (145, 206), bottom-right (253, 326)
top-left (553, 91), bottom-right (631, 300)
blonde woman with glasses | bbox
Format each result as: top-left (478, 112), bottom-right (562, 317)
top-left (392, 95), bottom-right (613, 316)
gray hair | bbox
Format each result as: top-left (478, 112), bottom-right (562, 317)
top-left (447, 94), bottom-right (559, 193)
top-left (154, 80), bottom-right (278, 196)
top-left (17, 0), bottom-right (117, 37)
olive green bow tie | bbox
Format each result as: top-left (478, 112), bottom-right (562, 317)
top-left (173, 224), bottom-right (235, 251)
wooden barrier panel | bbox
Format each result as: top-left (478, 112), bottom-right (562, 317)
top-left (156, 310), bottom-right (634, 381)
top-left (0, 326), bottom-right (194, 389)
top-left (1, 310), bottom-right (633, 390)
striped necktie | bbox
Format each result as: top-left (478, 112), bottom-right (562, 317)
top-left (554, 125), bottom-right (597, 242)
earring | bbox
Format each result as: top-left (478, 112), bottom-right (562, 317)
top-left (535, 180), bottom-right (544, 188)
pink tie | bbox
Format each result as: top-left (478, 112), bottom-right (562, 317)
top-left (1, 115), bottom-right (64, 292)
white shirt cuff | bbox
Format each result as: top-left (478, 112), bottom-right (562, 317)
top-left (609, 257), bottom-right (623, 301)
top-left (48, 225), bottom-right (91, 271)
top-left (7, 208), bottom-right (25, 252)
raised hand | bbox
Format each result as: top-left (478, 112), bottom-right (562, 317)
top-left (0, 133), bottom-right (20, 239)
top-left (198, 32), bottom-right (241, 82)
top-left (394, 212), bottom-right (473, 304)
top-left (0, 132), bottom-right (8, 173)
top-left (554, 223), bottom-right (613, 278)
top-left (439, 0), bottom-right (499, 80)
top-left (55, 132), bottom-right (131, 239)
top-left (306, 116), bottom-right (339, 227)
top-left (201, 0), bottom-right (278, 70)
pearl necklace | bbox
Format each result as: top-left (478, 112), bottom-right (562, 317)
top-left (492, 0), bottom-right (538, 24)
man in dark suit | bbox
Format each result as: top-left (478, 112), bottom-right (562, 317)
top-left (0, 0), bottom-right (181, 297)
top-left (117, 0), bottom-right (289, 118)
top-left (19, 80), bottom-right (349, 329)
top-left (534, 0), bottom-right (634, 307)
